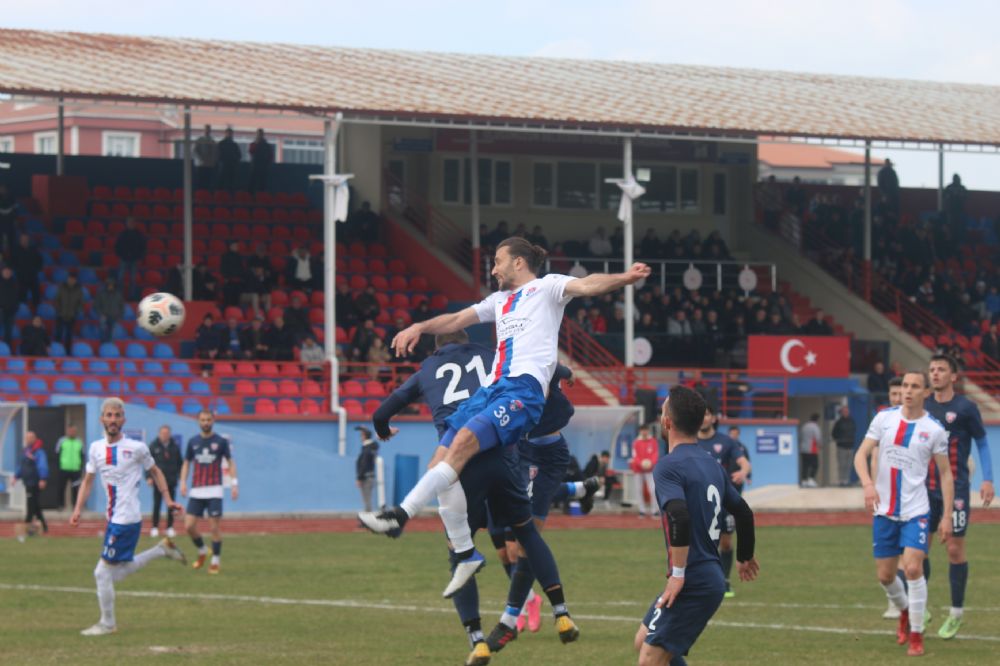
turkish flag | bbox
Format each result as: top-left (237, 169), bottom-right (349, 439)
top-left (748, 336), bottom-right (850, 377)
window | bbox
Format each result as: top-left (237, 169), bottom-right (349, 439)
top-left (441, 157), bottom-right (512, 206)
top-left (0, 136), bottom-right (13, 153)
top-left (533, 162), bottom-right (554, 207)
top-left (102, 131), bottom-right (140, 158)
top-left (713, 173), bottom-right (727, 216)
top-left (556, 162), bottom-right (596, 209)
top-left (636, 166), bottom-right (700, 213)
top-left (680, 168), bottom-right (699, 211)
top-left (282, 139), bottom-right (324, 165)
top-left (599, 163), bottom-right (622, 211)
top-left (34, 132), bottom-right (57, 155)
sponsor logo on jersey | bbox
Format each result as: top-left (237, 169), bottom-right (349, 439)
top-left (528, 465), bottom-right (538, 480)
top-left (946, 411), bottom-right (957, 423)
top-left (108, 535), bottom-right (117, 545)
top-left (955, 499), bottom-right (965, 510)
top-left (509, 399), bottom-right (524, 412)
top-left (713, 443), bottom-right (723, 454)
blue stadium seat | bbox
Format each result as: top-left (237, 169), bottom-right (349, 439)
top-left (72, 341), bottom-right (94, 357)
top-left (34, 359), bottom-right (57, 374)
top-left (142, 361), bottom-right (165, 374)
top-left (155, 399), bottom-right (178, 413)
top-left (62, 359), bottom-right (84, 373)
top-left (189, 380), bottom-right (211, 395)
top-left (25, 218), bottom-right (44, 233)
top-left (122, 361), bottom-right (140, 375)
top-left (81, 378), bottom-right (103, 393)
top-left (44, 284), bottom-right (59, 301)
top-left (53, 378), bottom-right (76, 393)
top-left (25, 378), bottom-right (47, 393)
top-left (152, 343), bottom-right (174, 359)
top-left (125, 343), bottom-right (147, 359)
top-left (98, 343), bottom-right (120, 358)
top-left (6, 359), bottom-right (26, 373)
top-left (57, 252), bottom-right (79, 267)
top-left (135, 379), bottom-right (156, 393)
top-left (169, 362), bottom-right (193, 376)
top-left (40, 251), bottom-right (53, 266)
top-left (15, 303), bottom-right (30, 319)
top-left (111, 323), bottom-right (129, 340)
top-left (78, 268), bottom-right (98, 284)
top-left (181, 399), bottom-right (204, 415)
top-left (122, 304), bottom-right (136, 321)
top-left (213, 400), bottom-right (232, 415)
top-left (133, 326), bottom-right (155, 341)
top-left (38, 303), bottom-right (56, 320)
top-left (0, 378), bottom-right (20, 392)
top-left (80, 323), bottom-right (100, 340)
top-left (42, 234), bottom-right (61, 250)
top-left (107, 379), bottom-right (130, 394)
top-left (162, 380), bottom-right (184, 394)
top-left (52, 268), bottom-right (68, 283)
top-left (90, 360), bottom-right (112, 374)
top-left (48, 342), bottom-right (67, 357)
top-left (0, 342), bottom-right (9, 356)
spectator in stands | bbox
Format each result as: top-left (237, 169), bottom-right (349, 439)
top-left (219, 316), bottom-right (243, 360)
top-left (666, 309), bottom-right (693, 337)
top-left (335, 282), bottom-right (358, 328)
top-left (588, 226), bottom-right (613, 257)
top-left (703, 230), bottom-right (730, 260)
top-left (247, 242), bottom-right (276, 283)
top-left (242, 264), bottom-right (272, 319)
top-left (638, 228), bottom-right (660, 257)
top-left (11, 233), bottom-right (42, 310)
top-left (0, 265), bottom-right (17, 348)
top-left (637, 311), bottom-right (656, 335)
top-left (217, 127), bottom-right (242, 192)
top-left (353, 285), bottom-right (380, 323)
top-left (799, 414), bottom-right (821, 488)
top-left (220, 241), bottom-right (245, 307)
top-left (93, 277), bottom-right (124, 344)
top-left (383, 313), bottom-right (408, 348)
top-left (548, 242), bottom-right (570, 273)
top-left (832, 405), bottom-right (857, 487)
top-left (607, 302), bottom-right (626, 334)
top-left (366, 337), bottom-right (392, 380)
top-left (594, 450), bottom-right (618, 501)
top-left (801, 309), bottom-right (833, 336)
top-left (283, 293), bottom-right (310, 344)
top-left (114, 217), bottom-right (146, 301)
top-left (587, 306), bottom-right (607, 334)
top-left (877, 159), bottom-right (900, 215)
top-left (982, 323), bottom-right (1000, 363)
top-left (766, 311), bottom-right (796, 335)
top-left (299, 336), bottom-right (325, 381)
top-left (194, 124), bottom-right (219, 189)
top-left (747, 308), bottom-right (769, 335)
top-left (345, 201), bottom-right (380, 245)
top-left (0, 183), bottom-right (17, 258)
top-left (286, 245), bottom-right (319, 291)
top-left (19, 315), bottom-right (48, 356)
top-left (756, 175), bottom-right (783, 230)
top-left (194, 314), bottom-right (222, 375)
top-left (609, 226), bottom-right (624, 255)
top-left (526, 225), bottom-right (549, 250)
top-left (785, 176), bottom-right (807, 217)
top-left (943, 173), bottom-right (968, 242)
top-left (248, 129), bottom-right (274, 194)
top-left (485, 220), bottom-right (509, 248)
top-left (192, 263), bottom-right (219, 301)
top-left (355, 426), bottom-right (378, 512)
top-left (350, 318), bottom-right (378, 361)
top-left (54, 272), bottom-right (83, 351)
top-left (265, 315), bottom-right (295, 361)
top-left (239, 315), bottom-right (268, 359)
top-left (867, 361), bottom-right (891, 401)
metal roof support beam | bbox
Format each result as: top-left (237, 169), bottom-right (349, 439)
top-left (56, 98), bottom-right (64, 176)
top-left (622, 138), bottom-right (635, 370)
top-left (182, 106), bottom-right (193, 302)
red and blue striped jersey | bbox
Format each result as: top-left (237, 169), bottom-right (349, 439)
top-left (185, 434), bottom-right (231, 498)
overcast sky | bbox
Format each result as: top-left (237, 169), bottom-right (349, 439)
top-left (6, 0), bottom-right (1000, 189)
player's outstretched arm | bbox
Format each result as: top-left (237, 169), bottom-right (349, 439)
top-left (658, 499), bottom-right (690, 608)
top-left (149, 464), bottom-right (183, 514)
top-left (563, 262), bottom-right (651, 298)
top-left (70, 472), bottom-right (95, 526)
top-left (854, 438), bottom-right (879, 513)
top-left (935, 451), bottom-right (955, 543)
top-left (391, 307), bottom-right (480, 357)
top-left (228, 458), bottom-right (239, 501)
top-left (724, 494), bottom-right (759, 581)
top-left (372, 374), bottom-right (421, 439)
top-left (179, 460), bottom-right (189, 497)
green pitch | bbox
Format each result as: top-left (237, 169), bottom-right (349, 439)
top-left (1, 524), bottom-right (998, 664)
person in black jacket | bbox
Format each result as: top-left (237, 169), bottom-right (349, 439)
top-left (217, 127), bottom-right (242, 192)
top-left (355, 427), bottom-right (379, 512)
top-left (114, 217), bottom-right (147, 300)
top-left (832, 405), bottom-right (857, 486)
top-left (0, 265), bottom-right (18, 348)
top-left (11, 233), bottom-right (42, 309)
top-left (264, 316), bottom-right (294, 361)
top-left (19, 315), bottom-right (49, 356)
top-left (147, 425), bottom-right (183, 538)
top-left (219, 241), bottom-right (245, 307)
top-left (14, 431), bottom-right (49, 540)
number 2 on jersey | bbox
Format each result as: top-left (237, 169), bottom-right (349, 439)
top-left (707, 484), bottom-right (721, 541)
top-left (436, 356), bottom-right (489, 405)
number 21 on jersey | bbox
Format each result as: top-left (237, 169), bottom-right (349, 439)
top-left (435, 356), bottom-right (489, 405)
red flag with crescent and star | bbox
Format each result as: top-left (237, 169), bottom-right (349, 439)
top-left (748, 336), bottom-right (850, 377)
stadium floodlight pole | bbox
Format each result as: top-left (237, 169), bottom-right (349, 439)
top-left (56, 97), bottom-right (64, 177)
top-left (182, 106), bottom-right (193, 302)
top-left (470, 130), bottom-right (481, 296)
top-left (604, 138), bottom-right (644, 368)
top-left (310, 114), bottom-right (354, 456)
top-left (863, 140), bottom-right (872, 302)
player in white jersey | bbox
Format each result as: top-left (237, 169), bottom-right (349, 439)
top-left (70, 398), bottom-right (187, 636)
top-left (361, 236), bottom-right (649, 597)
top-left (854, 371), bottom-right (954, 657)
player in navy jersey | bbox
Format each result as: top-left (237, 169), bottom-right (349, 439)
top-left (635, 386), bottom-right (758, 666)
top-left (726, 425), bottom-right (751, 494)
top-left (180, 411), bottom-right (239, 575)
top-left (695, 404), bottom-right (750, 598)
top-left (924, 354), bottom-right (994, 639)
top-left (372, 331), bottom-right (580, 664)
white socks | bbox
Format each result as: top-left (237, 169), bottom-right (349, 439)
top-left (401, 462), bottom-right (459, 517)
top-left (907, 577), bottom-right (927, 633)
top-left (569, 482), bottom-right (586, 499)
top-left (94, 561), bottom-right (116, 627)
top-left (437, 479), bottom-right (473, 553)
top-left (109, 545), bottom-right (166, 582)
top-left (950, 606), bottom-right (964, 619)
top-left (881, 576), bottom-right (907, 611)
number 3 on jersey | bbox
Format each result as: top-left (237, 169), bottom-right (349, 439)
top-left (707, 484), bottom-right (721, 541)
top-left (435, 356), bottom-right (489, 405)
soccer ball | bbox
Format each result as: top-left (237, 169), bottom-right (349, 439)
top-left (137, 292), bottom-right (185, 336)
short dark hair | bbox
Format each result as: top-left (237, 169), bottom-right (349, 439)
top-left (435, 330), bottom-right (469, 348)
top-left (665, 385), bottom-right (707, 437)
top-left (497, 237), bottom-right (547, 274)
top-left (930, 353), bottom-right (958, 374)
top-left (904, 370), bottom-right (930, 389)
top-left (888, 377), bottom-right (903, 388)
top-left (600, 450), bottom-right (611, 458)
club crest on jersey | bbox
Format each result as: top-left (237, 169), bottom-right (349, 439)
top-left (713, 444), bottom-right (723, 454)
top-left (122, 450), bottom-right (132, 459)
top-left (525, 286), bottom-right (538, 297)
top-left (946, 411), bottom-right (957, 423)
top-left (918, 518), bottom-right (928, 529)
top-left (211, 443), bottom-right (219, 451)
top-left (509, 399), bottom-right (524, 412)
top-left (528, 465), bottom-right (538, 480)
top-left (955, 499), bottom-right (965, 510)
top-left (108, 535), bottom-right (117, 545)
top-left (918, 432), bottom-right (929, 442)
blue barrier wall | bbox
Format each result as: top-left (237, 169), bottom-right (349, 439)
top-left (737, 422), bottom-right (800, 489)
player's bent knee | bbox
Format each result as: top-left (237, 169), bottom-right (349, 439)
top-left (638, 642), bottom-right (671, 666)
top-left (634, 624), bottom-right (648, 652)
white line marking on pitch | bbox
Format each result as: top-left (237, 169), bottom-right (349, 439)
top-left (3, 583), bottom-right (999, 643)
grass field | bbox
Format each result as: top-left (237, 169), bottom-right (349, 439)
top-left (2, 523), bottom-right (999, 665)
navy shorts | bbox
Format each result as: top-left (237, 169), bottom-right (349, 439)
top-left (102, 521), bottom-right (141, 563)
top-left (873, 514), bottom-right (929, 558)
top-left (642, 569), bottom-right (725, 657)
top-left (442, 375), bottom-right (545, 451)
top-left (519, 434), bottom-right (571, 520)
top-left (929, 486), bottom-right (970, 537)
top-left (187, 497), bottom-right (223, 518)
top-left (462, 445), bottom-right (532, 533)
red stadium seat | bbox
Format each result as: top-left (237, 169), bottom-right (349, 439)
top-left (368, 259), bottom-right (387, 274)
top-left (235, 361), bottom-right (257, 376)
top-left (389, 276), bottom-right (408, 291)
top-left (299, 399), bottom-right (321, 415)
top-left (211, 223), bottom-right (231, 239)
top-left (277, 399), bottom-right (298, 415)
top-left (375, 310), bottom-right (391, 325)
top-left (343, 399), bottom-right (364, 418)
top-left (272, 209), bottom-right (290, 225)
top-left (310, 291), bottom-right (325, 307)
top-left (83, 237), bottom-right (103, 252)
top-left (233, 207), bottom-right (250, 221)
top-left (132, 203), bottom-right (152, 218)
top-left (215, 362), bottom-right (235, 376)
top-left (374, 292), bottom-right (390, 308)
top-left (388, 259), bottom-right (406, 274)
top-left (370, 275), bottom-right (389, 291)
top-left (254, 399), bottom-right (277, 415)
top-left (270, 240), bottom-right (289, 257)
top-left (234, 380), bottom-right (256, 396)
top-left (251, 224), bottom-right (269, 240)
top-left (153, 187), bottom-right (172, 201)
top-left (302, 380), bottom-right (323, 397)
top-left (232, 223), bottom-right (251, 240)
top-left (147, 238), bottom-right (166, 253)
top-left (92, 185), bottom-right (113, 200)
top-left (363, 400), bottom-right (380, 416)
top-left (364, 381), bottom-right (386, 398)
top-left (430, 295), bottom-right (449, 311)
top-left (335, 326), bottom-right (349, 344)
top-left (349, 258), bottom-right (367, 273)
top-left (390, 293), bottom-right (410, 309)
top-left (342, 380), bottom-right (364, 397)
top-left (209, 239), bottom-right (228, 254)
top-left (270, 290), bottom-right (289, 307)
top-left (309, 308), bottom-right (325, 325)
top-left (66, 219), bottom-right (85, 235)
top-left (113, 186), bottom-right (133, 200)
top-left (410, 276), bottom-right (429, 291)
top-left (152, 204), bottom-right (172, 219)
top-left (289, 290), bottom-right (308, 304)
top-left (86, 220), bottom-right (106, 235)
top-left (258, 362), bottom-right (280, 376)
top-left (368, 243), bottom-right (387, 257)
top-left (393, 310), bottom-right (412, 326)
top-left (255, 191), bottom-right (274, 206)
top-left (252, 208), bottom-right (271, 222)
top-left (111, 203), bottom-right (130, 217)
top-left (350, 275), bottom-right (368, 290)
top-left (149, 222), bottom-right (168, 236)
top-left (257, 380), bottom-right (279, 396)
top-left (278, 379), bottom-right (301, 396)
top-left (235, 191), bottom-right (254, 205)
top-left (213, 190), bottom-right (232, 205)
top-left (224, 306), bottom-right (245, 322)
top-left (410, 294), bottom-right (428, 308)
top-left (349, 242), bottom-right (366, 257)
top-left (91, 202), bottom-right (111, 217)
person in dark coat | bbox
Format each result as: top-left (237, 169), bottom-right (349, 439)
top-left (19, 315), bottom-right (49, 356)
top-left (147, 425), bottom-right (183, 537)
top-left (0, 265), bottom-right (19, 348)
top-left (114, 217), bottom-right (147, 300)
top-left (11, 233), bottom-right (42, 309)
top-left (14, 431), bottom-right (49, 539)
top-left (248, 129), bottom-right (274, 194)
top-left (355, 427), bottom-right (379, 512)
top-left (217, 127), bottom-right (242, 191)
top-left (264, 316), bottom-right (295, 361)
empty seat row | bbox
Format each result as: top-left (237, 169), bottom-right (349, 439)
top-left (0, 376), bottom-right (211, 395)
top-left (91, 186), bottom-right (309, 208)
top-left (340, 380), bottom-right (390, 398)
top-left (232, 378), bottom-right (325, 397)
top-left (252, 397), bottom-right (327, 415)
top-left (0, 358), bottom-right (194, 376)
top-left (88, 202), bottom-right (321, 225)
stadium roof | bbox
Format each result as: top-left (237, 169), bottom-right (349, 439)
top-left (1, 29), bottom-right (1000, 147)
top-left (758, 142), bottom-right (886, 169)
